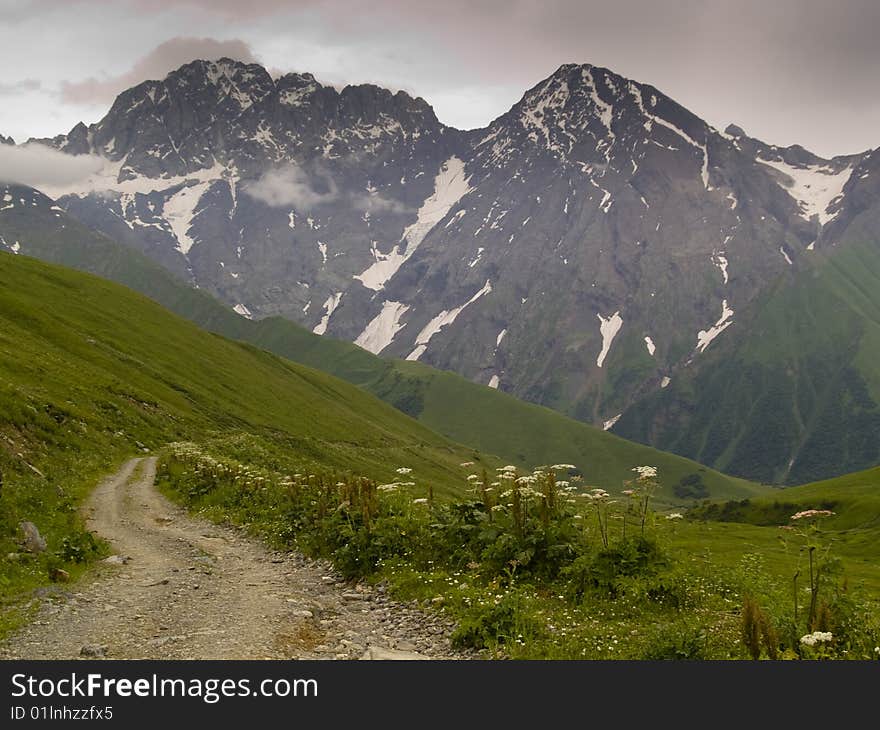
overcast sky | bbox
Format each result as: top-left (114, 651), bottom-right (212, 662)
top-left (0, 0), bottom-right (877, 158)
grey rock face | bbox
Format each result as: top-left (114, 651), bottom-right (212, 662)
top-left (19, 521), bottom-right (46, 553)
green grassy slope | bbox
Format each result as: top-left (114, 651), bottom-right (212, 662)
top-left (0, 251), bottom-right (504, 622)
top-left (692, 466), bottom-right (880, 533)
top-left (617, 203), bottom-right (880, 485)
top-left (0, 252), bottom-right (489, 489)
top-left (1, 199), bottom-right (759, 501)
top-left (370, 361), bottom-right (762, 502)
top-left (684, 466), bottom-right (880, 591)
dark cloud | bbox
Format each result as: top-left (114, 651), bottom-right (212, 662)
top-left (60, 36), bottom-right (257, 105)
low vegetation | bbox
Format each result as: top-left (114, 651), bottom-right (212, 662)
top-left (159, 436), bottom-right (880, 660)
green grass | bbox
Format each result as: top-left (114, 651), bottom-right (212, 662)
top-left (375, 361), bottom-right (762, 505)
top-left (683, 465), bottom-right (880, 593)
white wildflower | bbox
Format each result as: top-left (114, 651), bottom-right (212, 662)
top-left (632, 465), bottom-right (658, 479)
top-left (790, 509), bottom-right (834, 521)
top-left (800, 631), bottom-right (833, 647)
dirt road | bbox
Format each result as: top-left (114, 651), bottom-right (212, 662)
top-left (0, 458), bottom-right (462, 660)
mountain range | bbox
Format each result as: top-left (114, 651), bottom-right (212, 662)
top-left (3, 57), bottom-right (880, 484)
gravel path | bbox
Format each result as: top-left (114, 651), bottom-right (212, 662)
top-left (0, 457), bottom-right (468, 660)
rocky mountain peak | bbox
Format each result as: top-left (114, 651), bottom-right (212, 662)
top-left (35, 57), bottom-right (452, 183)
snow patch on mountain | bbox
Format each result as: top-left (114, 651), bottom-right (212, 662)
top-left (596, 311), bottom-right (623, 368)
top-left (163, 180), bottom-right (212, 255)
top-left (354, 156), bottom-right (472, 291)
top-left (696, 299), bottom-right (734, 353)
top-left (628, 82), bottom-right (709, 189)
top-left (313, 292), bottom-right (342, 335)
top-left (279, 81), bottom-right (318, 106)
top-left (644, 336), bottom-right (656, 356)
top-left (468, 247), bottom-right (484, 268)
top-left (582, 68), bottom-right (615, 160)
top-left (521, 77), bottom-right (570, 151)
top-left (405, 280), bottom-right (492, 361)
top-left (233, 303), bottom-right (253, 319)
top-left (354, 300), bottom-right (410, 355)
top-left (712, 251), bottom-right (729, 284)
top-left (603, 413), bottom-right (621, 430)
top-left (757, 157), bottom-right (852, 225)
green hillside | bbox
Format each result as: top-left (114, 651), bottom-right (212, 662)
top-left (691, 465), bottom-right (880, 539)
top-left (0, 251), bottom-right (504, 624)
top-left (0, 199), bottom-right (758, 502)
top-left (617, 203), bottom-right (880, 485)
top-left (0, 251), bottom-right (494, 490)
top-left (685, 465), bottom-right (880, 591)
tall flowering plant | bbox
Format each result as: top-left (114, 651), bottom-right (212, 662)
top-left (782, 509), bottom-right (835, 637)
top-left (627, 466), bottom-right (659, 538)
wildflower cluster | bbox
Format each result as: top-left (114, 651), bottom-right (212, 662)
top-left (800, 630), bottom-right (833, 647)
top-left (790, 509), bottom-right (835, 521)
